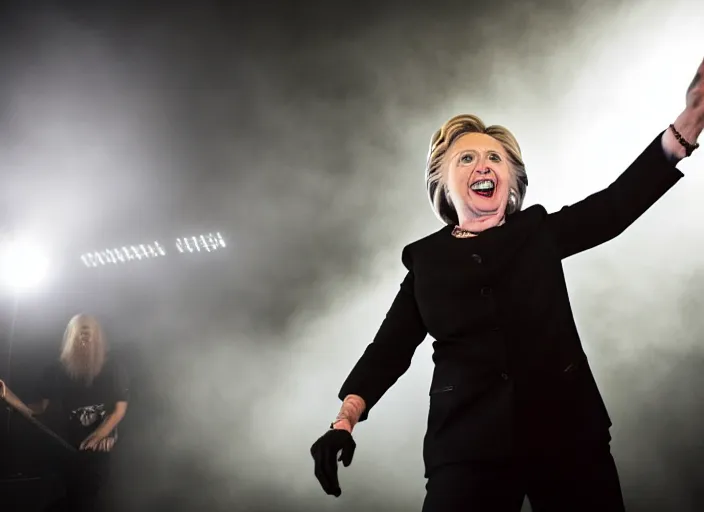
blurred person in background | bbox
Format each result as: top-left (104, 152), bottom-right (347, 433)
top-left (29, 313), bottom-right (129, 512)
top-left (311, 58), bottom-right (704, 511)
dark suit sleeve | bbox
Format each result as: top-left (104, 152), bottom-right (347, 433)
top-left (337, 246), bottom-right (428, 422)
top-left (546, 131), bottom-right (684, 259)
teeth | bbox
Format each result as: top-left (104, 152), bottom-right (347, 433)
top-left (470, 180), bottom-right (495, 191)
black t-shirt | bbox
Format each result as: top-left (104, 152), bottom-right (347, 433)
top-left (38, 358), bottom-right (130, 448)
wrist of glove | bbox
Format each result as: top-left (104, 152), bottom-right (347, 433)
top-left (329, 418), bottom-right (353, 433)
top-left (310, 428), bottom-right (356, 498)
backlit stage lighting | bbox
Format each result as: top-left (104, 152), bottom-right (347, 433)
top-left (175, 232), bottom-right (226, 253)
top-left (0, 236), bottom-right (50, 292)
top-left (81, 242), bottom-right (167, 267)
top-left (80, 233), bottom-right (226, 267)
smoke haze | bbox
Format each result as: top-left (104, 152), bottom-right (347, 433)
top-left (2, 1), bottom-right (704, 510)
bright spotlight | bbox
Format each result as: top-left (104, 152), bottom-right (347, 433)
top-left (175, 232), bottom-right (226, 253)
top-left (0, 237), bottom-right (50, 292)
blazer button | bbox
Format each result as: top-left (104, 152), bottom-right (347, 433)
top-left (480, 286), bottom-right (492, 296)
top-left (501, 372), bottom-right (509, 380)
top-left (471, 253), bottom-right (482, 264)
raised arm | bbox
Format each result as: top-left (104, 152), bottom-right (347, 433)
top-left (333, 250), bottom-right (428, 431)
top-left (547, 60), bottom-right (703, 259)
top-left (546, 130), bottom-right (684, 259)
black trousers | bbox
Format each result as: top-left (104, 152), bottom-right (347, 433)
top-left (422, 443), bottom-right (625, 512)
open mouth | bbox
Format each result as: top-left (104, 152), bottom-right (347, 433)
top-left (469, 179), bottom-right (496, 198)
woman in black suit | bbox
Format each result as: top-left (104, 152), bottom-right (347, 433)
top-left (311, 58), bottom-right (703, 511)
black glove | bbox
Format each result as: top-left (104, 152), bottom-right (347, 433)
top-left (310, 428), bottom-right (356, 497)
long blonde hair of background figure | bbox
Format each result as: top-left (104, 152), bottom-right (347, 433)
top-left (59, 314), bottom-right (107, 385)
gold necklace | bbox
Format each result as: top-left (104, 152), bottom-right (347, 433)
top-left (452, 217), bottom-right (507, 238)
top-left (451, 226), bottom-right (479, 238)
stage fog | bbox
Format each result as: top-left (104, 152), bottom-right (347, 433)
top-left (1, 1), bottom-right (704, 510)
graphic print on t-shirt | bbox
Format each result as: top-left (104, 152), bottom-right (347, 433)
top-left (70, 403), bottom-right (118, 441)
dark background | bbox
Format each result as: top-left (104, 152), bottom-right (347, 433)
top-left (1, 1), bottom-right (704, 510)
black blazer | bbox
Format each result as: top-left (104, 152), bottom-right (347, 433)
top-left (338, 131), bottom-right (684, 476)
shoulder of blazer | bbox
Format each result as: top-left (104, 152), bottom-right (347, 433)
top-left (401, 205), bottom-right (550, 269)
top-left (400, 224), bottom-right (450, 270)
top-left (508, 203), bottom-right (548, 227)
top-left (501, 204), bottom-right (551, 250)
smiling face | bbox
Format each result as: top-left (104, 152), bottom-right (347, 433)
top-left (445, 132), bottom-right (514, 231)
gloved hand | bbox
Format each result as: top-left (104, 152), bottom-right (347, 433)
top-left (310, 428), bottom-right (356, 497)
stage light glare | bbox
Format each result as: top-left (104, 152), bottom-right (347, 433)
top-left (80, 234), bottom-right (224, 268)
top-left (0, 237), bottom-right (50, 292)
top-left (81, 241), bottom-right (167, 267)
top-left (176, 232), bottom-right (226, 253)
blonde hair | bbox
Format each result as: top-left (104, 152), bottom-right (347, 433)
top-left (425, 114), bottom-right (528, 225)
top-left (59, 314), bottom-right (107, 385)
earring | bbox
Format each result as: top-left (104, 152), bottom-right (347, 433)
top-left (507, 190), bottom-right (519, 214)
